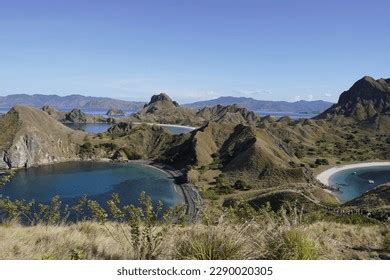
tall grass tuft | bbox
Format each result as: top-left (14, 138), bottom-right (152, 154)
top-left (175, 224), bottom-right (250, 260)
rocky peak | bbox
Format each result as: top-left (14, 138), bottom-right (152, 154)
top-left (315, 76), bottom-right (390, 124)
top-left (146, 93), bottom-right (179, 107)
top-left (106, 108), bottom-right (125, 116)
top-left (65, 109), bottom-right (87, 123)
top-left (107, 122), bottom-right (133, 136)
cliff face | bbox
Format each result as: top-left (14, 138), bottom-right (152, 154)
top-left (0, 106), bottom-right (85, 168)
top-left (315, 76), bottom-right (390, 130)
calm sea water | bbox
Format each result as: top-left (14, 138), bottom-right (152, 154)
top-left (0, 161), bottom-right (183, 211)
top-left (63, 123), bottom-right (194, 134)
top-left (63, 123), bottom-right (113, 134)
top-left (328, 166), bottom-right (390, 202)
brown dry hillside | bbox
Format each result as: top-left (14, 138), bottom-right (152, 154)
top-left (0, 106), bottom-right (85, 168)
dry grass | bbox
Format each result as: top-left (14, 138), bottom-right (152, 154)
top-left (0, 219), bottom-right (388, 260)
top-left (0, 221), bottom-right (125, 260)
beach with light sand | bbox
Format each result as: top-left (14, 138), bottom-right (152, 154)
top-left (316, 162), bottom-right (390, 186)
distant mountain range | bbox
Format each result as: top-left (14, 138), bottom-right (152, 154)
top-left (184, 97), bottom-right (333, 113)
top-left (0, 94), bottom-right (145, 111)
top-left (0, 94), bottom-right (333, 113)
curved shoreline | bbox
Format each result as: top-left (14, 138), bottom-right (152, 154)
top-left (316, 161), bottom-right (390, 186)
top-left (124, 160), bottom-right (203, 222)
top-left (2, 159), bottom-right (203, 222)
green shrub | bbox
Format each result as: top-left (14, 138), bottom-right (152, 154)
top-left (233, 180), bottom-right (252, 191)
top-left (383, 232), bottom-right (390, 252)
top-left (70, 247), bottom-right (86, 260)
top-left (273, 229), bottom-right (318, 260)
top-left (175, 226), bottom-right (247, 260)
top-left (315, 158), bottom-right (329, 165)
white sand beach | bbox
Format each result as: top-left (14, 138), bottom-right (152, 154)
top-left (316, 162), bottom-right (390, 186)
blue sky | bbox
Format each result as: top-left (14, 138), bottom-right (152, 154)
top-left (0, 0), bottom-right (389, 103)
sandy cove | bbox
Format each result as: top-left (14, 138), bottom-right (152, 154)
top-left (316, 161), bottom-right (390, 186)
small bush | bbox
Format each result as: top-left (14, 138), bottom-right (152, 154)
top-left (233, 180), bottom-right (252, 191)
top-left (383, 232), bottom-right (390, 252)
top-left (175, 226), bottom-right (247, 260)
top-left (269, 229), bottom-right (317, 260)
top-left (315, 158), bottom-right (329, 165)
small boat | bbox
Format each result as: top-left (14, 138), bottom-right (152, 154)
top-left (368, 180), bottom-right (375, 184)
top-left (352, 171), bottom-right (357, 175)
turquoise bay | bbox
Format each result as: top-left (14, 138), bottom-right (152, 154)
top-left (0, 161), bottom-right (184, 211)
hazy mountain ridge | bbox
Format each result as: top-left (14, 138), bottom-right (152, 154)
top-left (185, 96), bottom-right (333, 113)
top-left (0, 94), bottom-right (145, 110)
top-left (0, 94), bottom-right (333, 113)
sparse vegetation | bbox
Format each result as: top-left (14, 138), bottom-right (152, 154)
top-left (0, 194), bottom-right (388, 260)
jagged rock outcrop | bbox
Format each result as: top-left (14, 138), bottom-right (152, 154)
top-left (42, 106), bottom-right (106, 124)
top-left (130, 93), bottom-right (264, 127)
top-left (130, 93), bottom-right (203, 126)
top-left (196, 104), bottom-right (261, 126)
top-left (107, 122), bottom-right (133, 136)
top-left (315, 76), bottom-right (390, 131)
top-left (106, 109), bottom-right (125, 116)
top-left (64, 109), bottom-right (87, 123)
top-left (0, 106), bottom-right (85, 168)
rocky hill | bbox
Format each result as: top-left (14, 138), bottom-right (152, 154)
top-left (161, 121), bottom-right (313, 188)
top-left (0, 94), bottom-right (145, 110)
top-left (130, 93), bottom-right (203, 126)
top-left (196, 104), bottom-right (261, 126)
top-left (315, 76), bottom-right (390, 130)
top-left (130, 93), bottom-right (264, 127)
top-left (0, 106), bottom-right (85, 169)
top-left (42, 106), bottom-right (106, 123)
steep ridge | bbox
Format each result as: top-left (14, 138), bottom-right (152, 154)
top-left (315, 76), bottom-right (390, 130)
top-left (162, 121), bottom-right (310, 187)
top-left (0, 106), bottom-right (85, 168)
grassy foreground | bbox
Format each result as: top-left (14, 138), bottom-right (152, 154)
top-left (0, 203), bottom-right (388, 260)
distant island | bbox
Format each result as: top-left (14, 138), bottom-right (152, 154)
top-left (0, 94), bottom-right (145, 111)
top-left (185, 96), bottom-right (333, 113)
top-left (0, 93), bottom-right (332, 114)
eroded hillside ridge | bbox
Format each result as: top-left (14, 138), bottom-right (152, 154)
top-left (0, 106), bottom-right (85, 168)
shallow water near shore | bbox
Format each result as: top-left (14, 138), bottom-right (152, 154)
top-left (0, 161), bottom-right (184, 212)
top-left (63, 122), bottom-right (194, 134)
top-left (328, 166), bottom-right (390, 202)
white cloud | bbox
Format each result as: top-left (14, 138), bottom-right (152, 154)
top-left (324, 93), bottom-right (332, 97)
top-left (293, 95), bottom-right (301, 102)
top-left (307, 94), bottom-right (314, 101)
top-left (230, 89), bottom-right (270, 98)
